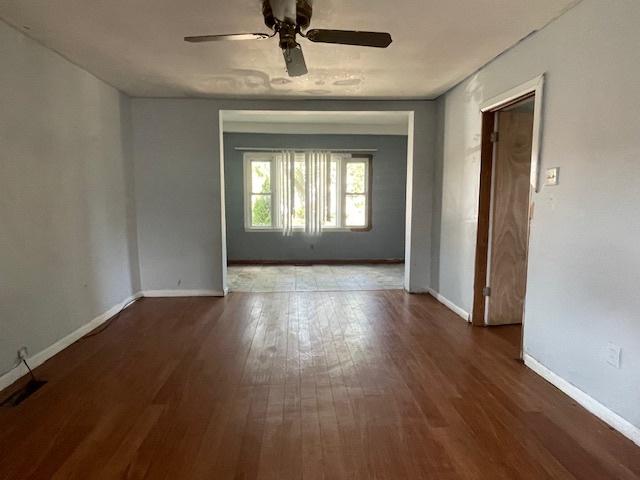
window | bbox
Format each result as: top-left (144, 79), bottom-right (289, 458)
top-left (343, 158), bottom-right (369, 228)
top-left (243, 151), bottom-right (371, 232)
top-left (248, 159), bottom-right (272, 227)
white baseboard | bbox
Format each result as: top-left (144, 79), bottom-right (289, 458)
top-left (407, 287), bottom-right (430, 294)
top-left (141, 289), bottom-right (226, 297)
top-left (0, 292), bottom-right (143, 393)
top-left (428, 289), bottom-right (471, 322)
top-left (524, 353), bottom-right (640, 447)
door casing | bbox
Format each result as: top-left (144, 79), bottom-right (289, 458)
top-left (471, 75), bottom-right (545, 355)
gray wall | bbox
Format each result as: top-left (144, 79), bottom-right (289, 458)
top-left (131, 100), bottom-right (436, 293)
top-left (0, 21), bottom-right (139, 376)
top-left (432, 0), bottom-right (640, 428)
top-left (224, 133), bottom-right (407, 261)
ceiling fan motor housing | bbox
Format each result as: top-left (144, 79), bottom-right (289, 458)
top-left (262, 0), bottom-right (313, 30)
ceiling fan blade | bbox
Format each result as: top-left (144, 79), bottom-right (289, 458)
top-left (305, 29), bottom-right (392, 48)
top-left (282, 44), bottom-right (308, 77)
top-left (184, 33), bottom-right (272, 43)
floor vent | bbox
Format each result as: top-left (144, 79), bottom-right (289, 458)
top-left (1, 379), bottom-right (47, 407)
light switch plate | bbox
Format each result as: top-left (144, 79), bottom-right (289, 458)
top-left (545, 167), bottom-right (559, 186)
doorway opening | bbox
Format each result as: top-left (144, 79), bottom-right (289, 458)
top-left (219, 110), bottom-right (413, 293)
top-left (472, 76), bottom-right (545, 356)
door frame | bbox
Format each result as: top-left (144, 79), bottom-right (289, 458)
top-left (219, 110), bottom-right (417, 293)
top-left (471, 75), bottom-right (545, 336)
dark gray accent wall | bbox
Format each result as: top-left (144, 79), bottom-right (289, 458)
top-left (224, 133), bottom-right (407, 261)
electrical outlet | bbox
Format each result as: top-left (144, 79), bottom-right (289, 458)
top-left (17, 346), bottom-right (29, 362)
top-left (606, 343), bottom-right (621, 368)
top-left (545, 167), bottom-right (559, 186)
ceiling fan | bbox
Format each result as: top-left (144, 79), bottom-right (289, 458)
top-left (184, 0), bottom-right (392, 77)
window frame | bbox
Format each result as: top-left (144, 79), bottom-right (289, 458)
top-left (243, 153), bottom-right (277, 231)
top-left (242, 151), bottom-right (372, 232)
top-left (341, 154), bottom-right (372, 231)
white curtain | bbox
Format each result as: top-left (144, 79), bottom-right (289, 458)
top-left (305, 150), bottom-right (329, 236)
top-left (276, 149), bottom-right (329, 236)
top-left (277, 150), bottom-right (296, 236)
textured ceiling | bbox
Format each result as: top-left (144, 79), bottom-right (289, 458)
top-left (0, 0), bottom-right (579, 98)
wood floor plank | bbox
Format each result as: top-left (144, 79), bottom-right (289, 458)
top-left (0, 292), bottom-right (638, 479)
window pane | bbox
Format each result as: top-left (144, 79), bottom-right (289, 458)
top-left (346, 162), bottom-right (366, 193)
top-left (293, 158), bottom-right (306, 227)
top-left (251, 194), bottom-right (272, 226)
top-left (324, 160), bottom-right (338, 227)
top-left (251, 161), bottom-right (271, 193)
top-left (345, 194), bottom-right (366, 227)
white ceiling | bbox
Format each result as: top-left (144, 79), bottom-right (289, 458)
top-left (222, 110), bottom-right (410, 135)
top-left (0, 0), bottom-right (579, 99)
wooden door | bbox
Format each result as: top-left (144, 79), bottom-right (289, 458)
top-left (486, 108), bottom-right (534, 325)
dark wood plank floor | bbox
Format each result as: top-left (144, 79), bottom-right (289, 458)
top-left (1, 292), bottom-right (638, 479)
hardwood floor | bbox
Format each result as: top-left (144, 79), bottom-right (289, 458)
top-left (0, 292), bottom-right (638, 479)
